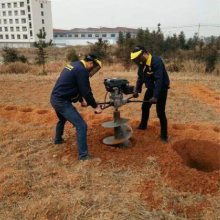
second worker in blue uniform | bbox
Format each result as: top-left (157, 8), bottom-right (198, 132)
top-left (131, 45), bottom-right (170, 143)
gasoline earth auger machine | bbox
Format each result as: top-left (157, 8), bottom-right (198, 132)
top-left (97, 78), bottom-right (149, 148)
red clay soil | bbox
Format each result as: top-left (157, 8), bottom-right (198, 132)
top-left (139, 179), bottom-right (213, 217)
top-left (0, 103), bottom-right (219, 218)
top-left (173, 140), bottom-right (219, 172)
top-left (0, 103), bottom-right (219, 195)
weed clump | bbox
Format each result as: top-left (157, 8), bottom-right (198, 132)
top-left (3, 47), bottom-right (28, 64)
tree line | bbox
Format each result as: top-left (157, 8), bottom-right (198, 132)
top-left (89, 24), bottom-right (219, 72)
top-left (2, 25), bottom-right (219, 73)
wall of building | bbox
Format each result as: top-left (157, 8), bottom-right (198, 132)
top-left (0, 0), bottom-right (30, 43)
top-left (31, 0), bottom-right (53, 42)
top-left (53, 38), bottom-right (116, 46)
top-left (0, 0), bottom-right (53, 48)
top-left (53, 31), bottom-right (137, 46)
top-left (0, 42), bottom-right (32, 48)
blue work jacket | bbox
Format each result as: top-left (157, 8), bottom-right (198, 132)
top-left (135, 55), bottom-right (170, 98)
top-left (51, 61), bottom-right (97, 108)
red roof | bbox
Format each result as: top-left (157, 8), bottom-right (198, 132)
top-left (53, 29), bottom-right (70, 34)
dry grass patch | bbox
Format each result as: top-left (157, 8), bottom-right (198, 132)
top-left (182, 60), bottom-right (206, 73)
top-left (0, 60), bottom-right (219, 76)
top-left (0, 62), bottom-right (37, 74)
top-left (45, 61), bottom-right (66, 73)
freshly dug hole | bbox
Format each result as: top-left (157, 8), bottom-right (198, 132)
top-left (173, 140), bottom-right (219, 172)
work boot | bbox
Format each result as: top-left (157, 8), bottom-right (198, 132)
top-left (54, 138), bottom-right (67, 145)
top-left (160, 136), bottom-right (168, 143)
top-left (80, 154), bottom-right (93, 161)
top-left (136, 124), bottom-right (147, 130)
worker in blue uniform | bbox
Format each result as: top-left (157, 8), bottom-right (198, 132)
top-left (131, 45), bottom-right (170, 143)
top-left (50, 54), bottom-right (102, 160)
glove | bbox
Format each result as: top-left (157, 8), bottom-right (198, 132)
top-left (149, 97), bottom-right (157, 104)
top-left (133, 91), bottom-right (139, 98)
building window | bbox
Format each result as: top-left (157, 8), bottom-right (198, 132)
top-left (20, 2), bottom-right (25, 7)
top-left (0, 35), bottom-right (3, 39)
top-left (0, 20), bottom-right (1, 24)
top-left (74, 34), bottom-right (78, 37)
top-left (41, 3), bottom-right (43, 8)
top-left (42, 19), bottom-right (44, 24)
top-left (102, 34), bottom-right (107, 37)
top-left (17, 34), bottom-right (21, 39)
top-left (16, 27), bottom-right (20, 31)
top-left (68, 35), bottom-right (72, 37)
top-left (21, 19), bottom-right (26, 23)
top-left (60, 35), bottom-right (64, 37)
top-left (42, 27), bottom-right (45, 32)
top-left (8, 11), bottom-right (12, 16)
top-left (4, 19), bottom-right (7, 24)
top-left (14, 3), bottom-right (17, 8)
top-left (27, 0), bottom-right (30, 4)
top-left (2, 4), bottom-right (5, 8)
top-left (6, 35), bottom-right (9, 39)
top-left (95, 34), bottom-right (99, 37)
top-left (111, 34), bottom-right (115, 37)
top-left (0, 27), bottom-right (2, 32)
top-left (15, 11), bottom-right (18, 16)
top-left (28, 14), bottom-right (31, 20)
top-left (22, 27), bottom-right (27, 31)
top-left (10, 27), bottom-right (14, 31)
top-left (21, 10), bottom-right (25, 15)
top-left (15, 19), bottom-right (19, 24)
top-left (7, 3), bottom-right (11, 8)
top-left (3, 12), bottom-right (6, 16)
top-left (11, 34), bottom-right (15, 39)
top-left (30, 30), bottom-right (33, 37)
top-left (23, 34), bottom-right (28, 39)
top-left (88, 34), bottom-right (92, 37)
top-left (29, 22), bottom-right (32, 28)
top-left (54, 35), bottom-right (57, 38)
top-left (5, 27), bottom-right (8, 32)
top-left (41, 11), bottom-right (44, 16)
top-left (9, 19), bottom-right (13, 24)
top-left (81, 34), bottom-right (85, 37)
top-left (28, 6), bottom-right (30, 12)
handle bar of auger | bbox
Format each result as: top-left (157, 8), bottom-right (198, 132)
top-left (97, 102), bottom-right (111, 105)
top-left (127, 100), bottom-right (151, 103)
top-left (96, 102), bottom-right (113, 110)
top-left (95, 97), bottom-right (150, 113)
top-left (127, 96), bottom-right (150, 103)
top-left (94, 103), bottom-right (113, 114)
top-left (101, 104), bottom-right (113, 110)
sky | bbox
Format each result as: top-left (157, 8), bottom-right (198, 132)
top-left (51, 0), bottom-right (220, 38)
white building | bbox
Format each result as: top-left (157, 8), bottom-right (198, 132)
top-left (0, 0), bottom-right (53, 48)
top-left (53, 27), bottom-right (138, 46)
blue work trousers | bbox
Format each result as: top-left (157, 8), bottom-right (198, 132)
top-left (50, 96), bottom-right (88, 159)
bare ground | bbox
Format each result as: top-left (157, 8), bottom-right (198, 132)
top-left (0, 70), bottom-right (219, 220)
